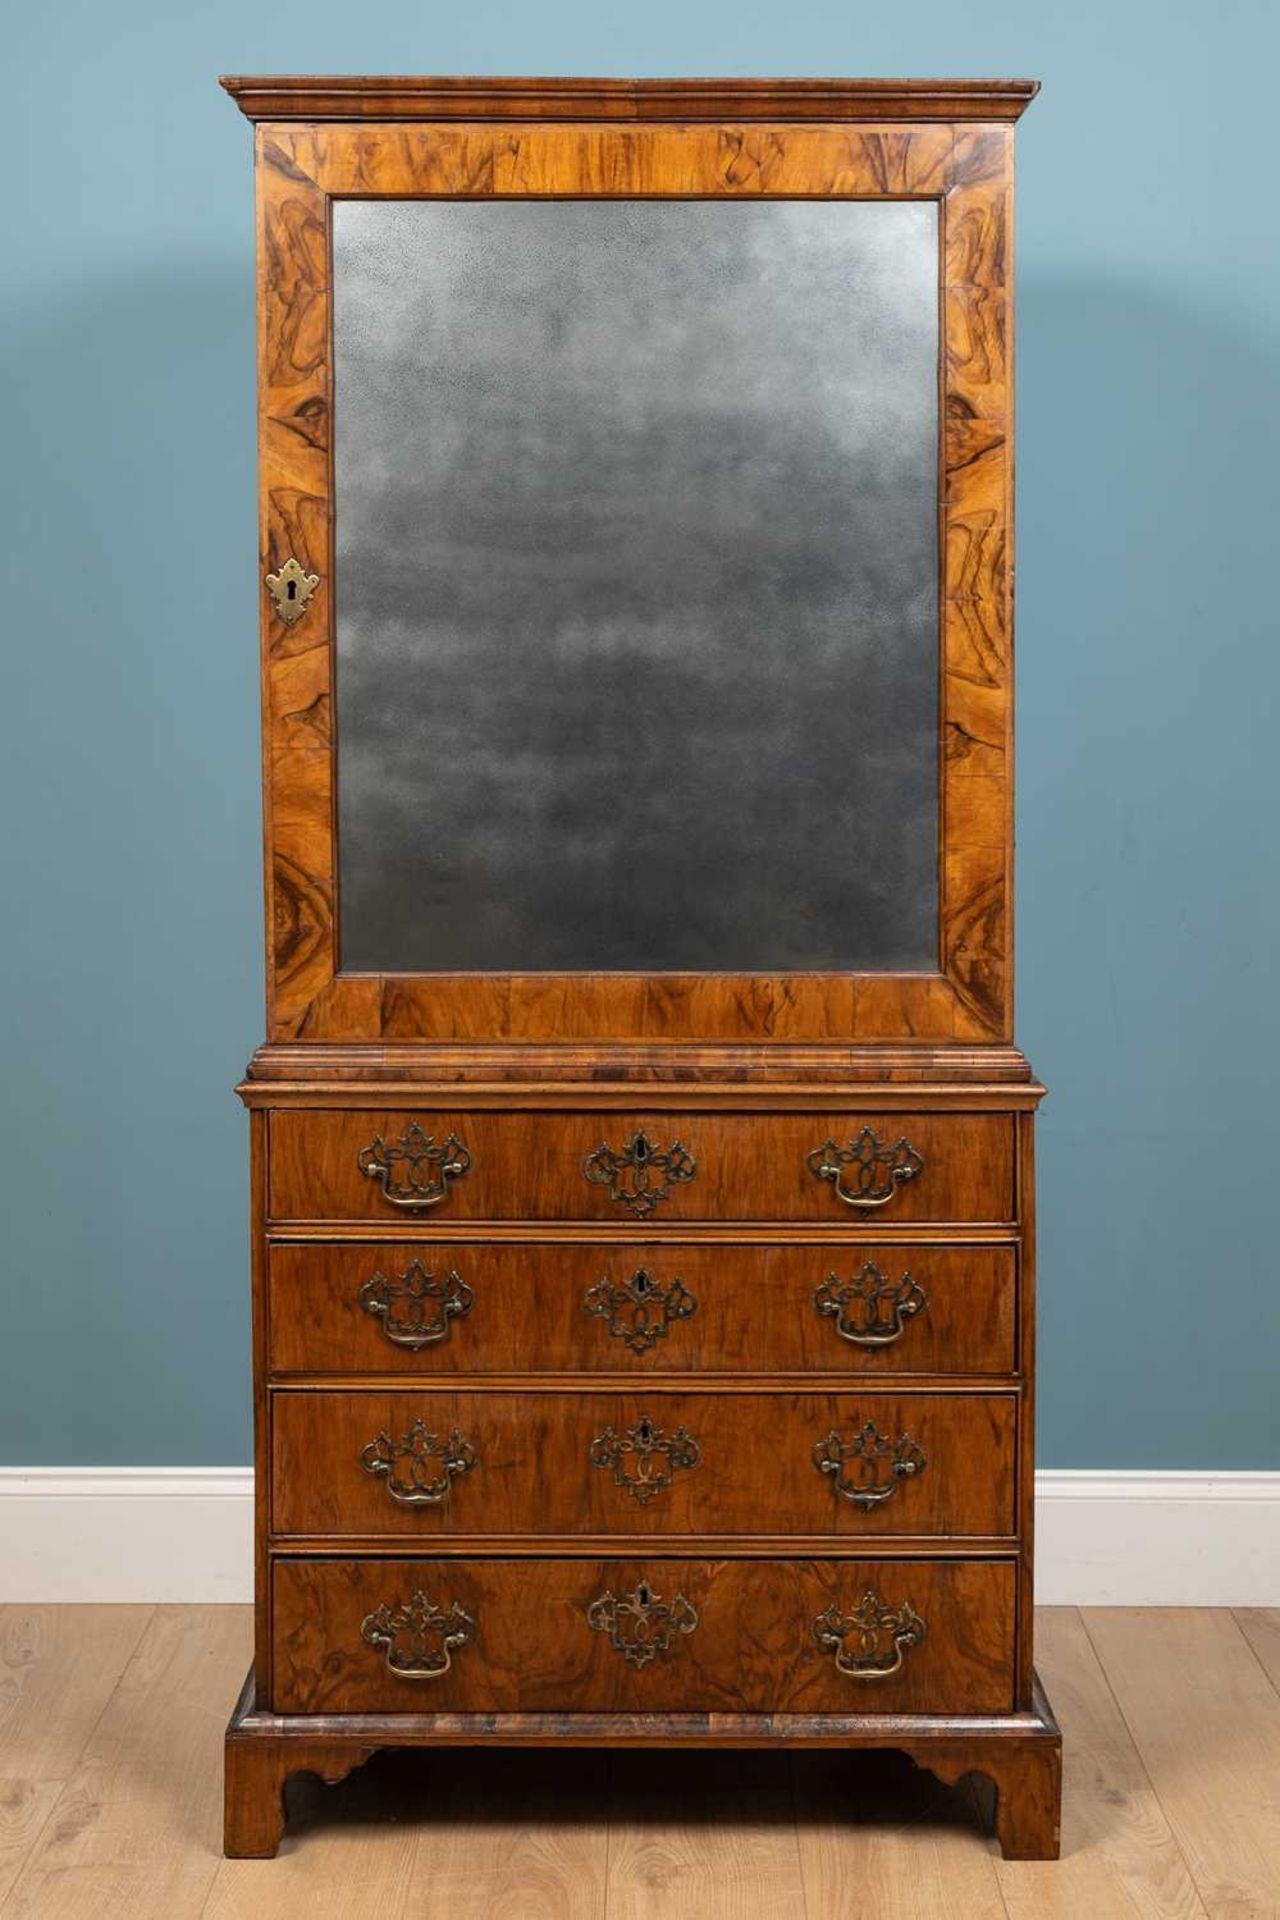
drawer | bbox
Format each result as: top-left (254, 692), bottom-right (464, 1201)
top-left (268, 1240), bottom-right (1017, 1376)
top-left (270, 1555), bottom-right (1016, 1715)
top-left (268, 1109), bottom-right (1015, 1224)
top-left (271, 1388), bottom-right (1016, 1539)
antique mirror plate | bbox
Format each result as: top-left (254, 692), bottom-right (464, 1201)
top-left (331, 198), bottom-right (939, 975)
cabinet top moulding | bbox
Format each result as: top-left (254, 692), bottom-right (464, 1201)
top-left (219, 73), bottom-right (1040, 124)
top-left (241, 1042), bottom-right (1044, 1095)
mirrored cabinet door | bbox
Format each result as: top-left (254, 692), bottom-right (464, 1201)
top-left (246, 112), bottom-right (1016, 1043)
top-left (331, 198), bottom-right (941, 976)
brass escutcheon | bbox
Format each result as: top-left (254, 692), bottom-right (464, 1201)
top-left (586, 1580), bottom-right (699, 1667)
top-left (583, 1131), bottom-right (696, 1219)
top-left (264, 554), bottom-right (320, 626)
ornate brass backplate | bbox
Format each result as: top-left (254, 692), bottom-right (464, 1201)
top-left (582, 1131), bottom-right (697, 1218)
top-left (358, 1259), bottom-right (474, 1348)
top-left (589, 1414), bottom-right (701, 1504)
top-left (587, 1580), bottom-right (699, 1667)
top-left (264, 554), bottom-right (320, 626)
top-left (583, 1266), bottom-right (698, 1354)
top-left (813, 1589), bottom-right (927, 1680)
top-left (813, 1262), bottom-right (928, 1347)
top-left (806, 1128), bottom-right (924, 1210)
top-left (812, 1419), bottom-right (928, 1509)
top-left (358, 1418), bottom-right (477, 1505)
top-left (357, 1123), bottom-right (472, 1211)
top-left (360, 1589), bottom-right (475, 1679)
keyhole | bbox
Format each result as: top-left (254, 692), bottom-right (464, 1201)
top-left (286, 579), bottom-right (297, 600)
top-left (637, 1583), bottom-right (652, 1608)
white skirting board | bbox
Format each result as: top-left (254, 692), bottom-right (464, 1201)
top-left (0, 1468), bottom-right (1277, 1605)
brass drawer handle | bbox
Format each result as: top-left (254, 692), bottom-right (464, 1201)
top-left (357, 1124), bottom-right (471, 1212)
top-left (807, 1128), bottom-right (923, 1210)
top-left (583, 1266), bottom-right (698, 1353)
top-left (359, 1260), bottom-right (474, 1349)
top-left (587, 1580), bottom-right (699, 1667)
top-left (583, 1130), bottom-right (696, 1218)
top-left (813, 1419), bottom-right (927, 1509)
top-left (361, 1589), bottom-right (474, 1680)
top-left (813, 1589), bottom-right (926, 1680)
top-left (358, 1419), bottom-right (477, 1505)
top-left (813, 1262), bottom-right (928, 1347)
top-left (589, 1414), bottom-right (700, 1505)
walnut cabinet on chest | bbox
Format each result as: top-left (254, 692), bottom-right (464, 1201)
top-left (220, 74), bottom-right (1060, 1860)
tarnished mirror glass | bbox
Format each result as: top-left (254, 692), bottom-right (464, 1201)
top-left (332, 199), bottom-right (939, 973)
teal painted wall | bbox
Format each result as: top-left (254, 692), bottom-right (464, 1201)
top-left (2, 1), bottom-right (1277, 1466)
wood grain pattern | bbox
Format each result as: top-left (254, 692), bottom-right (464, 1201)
top-left (270, 1387), bottom-right (1016, 1540)
top-left (1235, 1607), bottom-right (1280, 1692)
top-left (223, 75), bottom-right (1039, 123)
top-left (214, 1761), bottom-right (417, 1908)
top-left (256, 136), bottom-right (331, 1040)
top-left (400, 1749), bottom-right (610, 1920)
top-left (266, 1238), bottom-right (1017, 1377)
top-left (249, 115), bottom-right (1017, 1046)
top-left (12, 1603), bottom-right (1275, 1905)
top-left (266, 1109), bottom-right (1016, 1224)
top-left (270, 1557), bottom-right (1017, 1716)
top-left (6, 1607), bottom-right (250, 1913)
top-left (241, 1045), bottom-right (1045, 1097)
top-left (995, 1609), bottom-right (1206, 1919)
top-left (791, 1746), bottom-right (1008, 1917)
top-left (0, 1606), bottom-right (154, 1906)
top-left (224, 1670), bottom-right (374, 1860)
top-left (1082, 1610), bottom-right (1280, 1914)
top-left (76, 1601), bottom-right (1280, 1906)
top-left (1015, 1109), bottom-right (1037, 1707)
top-left (250, 1108), bottom-right (272, 1702)
top-left (607, 1753), bottom-right (806, 1920)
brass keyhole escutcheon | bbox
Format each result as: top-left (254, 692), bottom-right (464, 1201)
top-left (265, 555), bottom-right (320, 626)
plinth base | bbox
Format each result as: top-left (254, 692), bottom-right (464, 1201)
top-left (223, 1668), bottom-right (1062, 1860)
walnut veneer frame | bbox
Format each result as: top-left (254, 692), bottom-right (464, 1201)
top-left (227, 77), bottom-right (1030, 1049)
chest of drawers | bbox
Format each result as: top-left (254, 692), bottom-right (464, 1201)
top-left (221, 72), bottom-right (1060, 1862)
top-left (228, 1081), bottom-right (1057, 1858)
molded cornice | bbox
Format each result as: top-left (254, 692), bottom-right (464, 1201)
top-left (220, 75), bottom-right (1040, 125)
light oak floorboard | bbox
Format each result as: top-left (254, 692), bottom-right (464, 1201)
top-left (607, 1750), bottom-right (803, 1920)
top-left (1234, 1610), bottom-right (1280, 1698)
top-left (0, 1606), bottom-right (152, 1907)
top-left (9, 1608), bottom-right (1280, 1914)
top-left (404, 1748), bottom-right (608, 1920)
top-left (204, 1747), bottom-right (419, 1920)
top-left (792, 1747), bottom-right (1006, 1920)
top-left (998, 1609), bottom-right (1205, 1919)
top-left (2, 1605), bottom-right (250, 1920)
top-left (1084, 1608), bottom-right (1280, 1920)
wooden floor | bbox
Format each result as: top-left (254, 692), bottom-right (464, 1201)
top-left (3, 1607), bottom-right (1280, 1916)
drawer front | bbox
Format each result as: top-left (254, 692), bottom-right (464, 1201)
top-left (271, 1388), bottom-right (1016, 1539)
top-left (268, 1110), bottom-right (1014, 1225)
top-left (268, 1240), bottom-right (1016, 1377)
top-left (271, 1555), bottom-right (1016, 1715)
